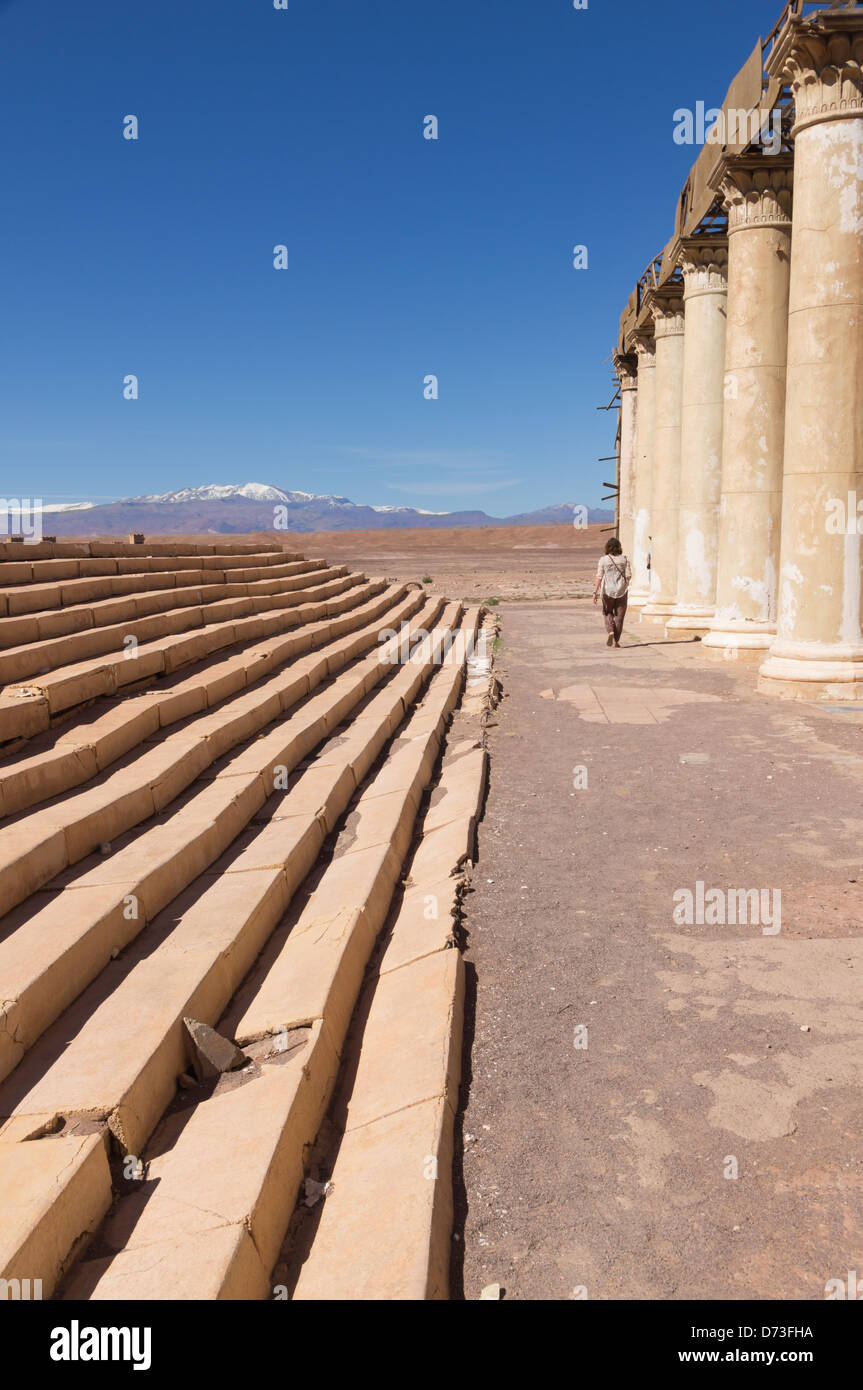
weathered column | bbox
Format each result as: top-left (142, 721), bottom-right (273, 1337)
top-left (666, 240), bottom-right (728, 638)
top-left (629, 329), bottom-right (656, 611)
top-left (759, 16), bottom-right (863, 698)
top-left (702, 159), bottom-right (792, 658)
top-left (614, 353), bottom-right (638, 565)
top-left (640, 287), bottom-right (685, 625)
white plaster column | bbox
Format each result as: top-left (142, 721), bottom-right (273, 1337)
top-left (666, 240), bottom-right (728, 638)
top-left (614, 353), bottom-right (638, 566)
top-left (629, 330), bottom-right (656, 611)
top-left (702, 160), bottom-right (792, 658)
top-left (760, 17), bottom-right (863, 698)
top-left (640, 288), bottom-right (685, 625)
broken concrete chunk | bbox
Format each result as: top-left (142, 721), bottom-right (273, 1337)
top-left (303, 1177), bottom-right (333, 1208)
top-left (183, 1017), bottom-right (246, 1081)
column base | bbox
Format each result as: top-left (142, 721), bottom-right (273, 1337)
top-left (628, 588), bottom-right (650, 613)
top-left (758, 640), bottom-right (863, 701)
top-left (639, 599), bottom-right (677, 627)
top-left (701, 620), bottom-right (775, 663)
top-left (665, 607), bottom-right (714, 640)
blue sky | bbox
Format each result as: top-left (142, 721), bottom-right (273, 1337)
top-left (0, 0), bottom-right (783, 516)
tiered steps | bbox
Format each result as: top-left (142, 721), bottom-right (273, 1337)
top-left (0, 542), bottom-right (494, 1300)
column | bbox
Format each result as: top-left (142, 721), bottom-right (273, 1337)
top-left (665, 240), bottom-right (728, 638)
top-left (629, 329), bottom-right (656, 611)
top-left (639, 287), bottom-right (685, 625)
top-left (702, 159), bottom-right (792, 658)
top-left (760, 16), bottom-right (863, 698)
top-left (614, 352), bottom-right (638, 565)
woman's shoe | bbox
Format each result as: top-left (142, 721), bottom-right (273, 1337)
top-left (606, 634), bottom-right (614, 646)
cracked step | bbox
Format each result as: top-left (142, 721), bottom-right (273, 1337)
top-left (0, 589), bottom-right (432, 1077)
top-left (60, 611), bottom-right (474, 1299)
top-left (290, 743), bottom-right (488, 1300)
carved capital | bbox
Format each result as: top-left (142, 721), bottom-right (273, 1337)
top-left (769, 17), bottom-right (863, 135)
top-left (644, 287), bottom-right (684, 340)
top-left (614, 352), bottom-right (638, 390)
top-left (678, 239), bottom-right (728, 296)
top-left (720, 159), bottom-right (793, 234)
top-left (631, 329), bottom-right (656, 369)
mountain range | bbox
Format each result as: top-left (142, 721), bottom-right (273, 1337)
top-left (39, 484), bottom-right (613, 536)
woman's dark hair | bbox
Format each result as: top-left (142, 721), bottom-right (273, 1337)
top-left (605, 537), bottom-right (623, 555)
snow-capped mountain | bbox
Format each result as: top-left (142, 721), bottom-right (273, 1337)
top-left (44, 481), bottom-right (612, 537)
top-left (40, 501), bottom-right (97, 514)
top-left (122, 483), bottom-right (349, 506)
top-left (371, 505), bottom-right (448, 516)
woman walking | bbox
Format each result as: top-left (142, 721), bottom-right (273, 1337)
top-left (593, 536), bottom-right (631, 648)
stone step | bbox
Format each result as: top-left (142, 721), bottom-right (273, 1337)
top-left (291, 739), bottom-right (487, 1300)
top-left (0, 690), bottom-right (50, 744)
top-left (0, 1130), bottom-right (112, 1300)
top-left (0, 589), bottom-right (431, 1074)
top-left (0, 559), bottom-right (328, 653)
top-left (0, 577), bottom-right (376, 753)
top-left (0, 584), bottom-right (412, 918)
top-left (229, 611), bottom-right (476, 1051)
top-left (0, 581), bottom-right (417, 817)
top-left (293, 958), bottom-right (464, 1301)
top-left (0, 607), bottom-right (462, 1298)
top-left (63, 1028), bottom-right (336, 1301)
top-left (1, 568), bottom-right (224, 617)
top-left (59, 612), bottom-right (473, 1299)
top-left (0, 556), bottom-right (309, 619)
top-left (0, 574), bottom-right (383, 747)
top-left (2, 573), bottom-right (365, 716)
top-left (0, 549), bottom-right (302, 601)
top-left (0, 540), bottom-right (291, 566)
top-left (0, 564), bottom-right (348, 687)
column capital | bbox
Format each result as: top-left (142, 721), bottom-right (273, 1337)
top-left (767, 14), bottom-right (863, 136)
top-left (644, 286), bottom-right (684, 339)
top-left (631, 328), bottom-right (656, 368)
top-left (678, 238), bottom-right (728, 297)
top-left (719, 156), bottom-right (793, 235)
top-left (614, 352), bottom-right (638, 390)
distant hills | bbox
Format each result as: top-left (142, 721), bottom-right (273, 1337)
top-left (41, 484), bottom-right (613, 536)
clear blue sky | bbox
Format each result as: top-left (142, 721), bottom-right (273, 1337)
top-left (0, 0), bottom-right (784, 516)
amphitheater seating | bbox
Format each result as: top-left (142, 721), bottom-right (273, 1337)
top-left (0, 538), bottom-right (493, 1301)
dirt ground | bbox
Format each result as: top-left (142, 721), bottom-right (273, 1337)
top-left (214, 523), bottom-right (606, 604)
top-left (454, 599), bottom-right (863, 1301)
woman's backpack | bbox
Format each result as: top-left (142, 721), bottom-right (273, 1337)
top-left (603, 555), bottom-right (629, 600)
